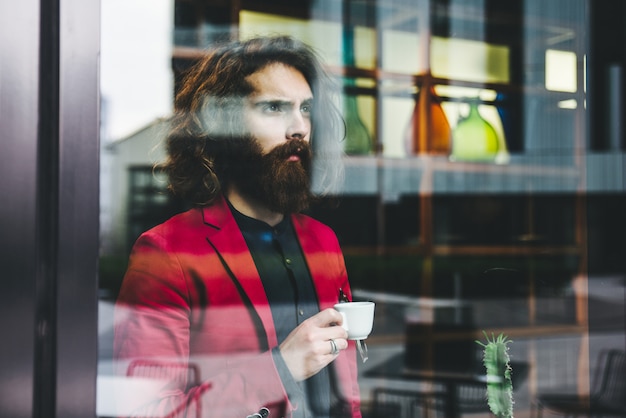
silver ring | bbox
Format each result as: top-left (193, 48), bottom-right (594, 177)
top-left (329, 339), bottom-right (339, 355)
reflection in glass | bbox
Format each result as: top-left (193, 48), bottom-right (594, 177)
top-left (342, 26), bottom-right (372, 155)
top-left (451, 98), bottom-right (499, 162)
top-left (94, 2), bottom-right (623, 418)
top-left (403, 76), bottom-right (452, 156)
top-left (343, 90), bottom-right (373, 155)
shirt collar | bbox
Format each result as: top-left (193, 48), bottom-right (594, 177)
top-left (227, 199), bottom-right (290, 236)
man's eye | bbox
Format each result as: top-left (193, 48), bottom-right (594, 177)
top-left (263, 103), bottom-right (281, 112)
top-left (301, 104), bottom-right (311, 113)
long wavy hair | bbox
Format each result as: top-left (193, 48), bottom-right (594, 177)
top-left (160, 35), bottom-right (344, 206)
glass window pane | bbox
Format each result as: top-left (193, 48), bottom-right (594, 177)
top-left (98, 2), bottom-right (625, 418)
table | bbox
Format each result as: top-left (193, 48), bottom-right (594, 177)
top-left (364, 353), bottom-right (528, 418)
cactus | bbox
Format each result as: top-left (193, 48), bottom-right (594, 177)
top-left (476, 331), bottom-right (514, 418)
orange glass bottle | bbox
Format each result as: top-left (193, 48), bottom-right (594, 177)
top-left (403, 75), bottom-right (452, 156)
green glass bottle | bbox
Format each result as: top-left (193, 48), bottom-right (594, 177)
top-left (343, 91), bottom-right (372, 155)
top-left (342, 26), bottom-right (372, 155)
top-left (451, 98), bottom-right (499, 162)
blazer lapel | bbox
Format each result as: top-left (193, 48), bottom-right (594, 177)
top-left (292, 215), bottom-right (341, 309)
top-left (201, 197), bottom-right (278, 348)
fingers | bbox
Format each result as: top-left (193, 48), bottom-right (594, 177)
top-left (278, 309), bottom-right (350, 381)
top-left (310, 308), bottom-right (344, 327)
top-left (325, 325), bottom-right (348, 345)
top-left (327, 337), bottom-right (348, 356)
top-left (310, 309), bottom-right (349, 350)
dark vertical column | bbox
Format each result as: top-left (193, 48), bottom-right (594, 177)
top-left (0, 1), bottom-right (41, 417)
top-left (34, 0), bottom-right (60, 414)
top-left (485, 0), bottom-right (524, 152)
top-left (587, 0), bottom-right (626, 383)
top-left (589, 0), bottom-right (626, 151)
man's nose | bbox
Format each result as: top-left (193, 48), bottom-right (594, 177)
top-left (286, 111), bottom-right (310, 141)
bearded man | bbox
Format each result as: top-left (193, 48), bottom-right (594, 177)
top-left (114, 36), bottom-right (361, 418)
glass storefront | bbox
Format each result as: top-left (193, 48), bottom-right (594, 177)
top-left (95, 1), bottom-right (626, 417)
top-left (0, 0), bottom-right (626, 418)
top-left (3, 1), bottom-right (623, 417)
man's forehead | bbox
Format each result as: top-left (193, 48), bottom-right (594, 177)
top-left (246, 63), bottom-right (313, 98)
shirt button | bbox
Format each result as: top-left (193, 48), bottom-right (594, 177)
top-left (285, 258), bottom-right (292, 265)
top-left (299, 308), bottom-right (304, 316)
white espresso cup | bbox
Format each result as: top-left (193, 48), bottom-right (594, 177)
top-left (333, 301), bottom-right (375, 340)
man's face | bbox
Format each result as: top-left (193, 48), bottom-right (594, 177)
top-left (243, 63), bottom-right (313, 155)
top-left (216, 62), bottom-right (315, 215)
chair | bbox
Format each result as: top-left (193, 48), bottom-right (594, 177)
top-left (534, 349), bottom-right (626, 418)
top-left (127, 359), bottom-right (201, 389)
top-left (424, 381), bottom-right (490, 418)
top-left (371, 387), bottom-right (437, 418)
top-left (456, 382), bottom-right (489, 413)
top-left (126, 359), bottom-right (202, 418)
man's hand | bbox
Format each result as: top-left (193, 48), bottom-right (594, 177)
top-left (278, 308), bottom-right (348, 381)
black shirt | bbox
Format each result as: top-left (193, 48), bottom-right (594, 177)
top-left (230, 204), bottom-right (331, 418)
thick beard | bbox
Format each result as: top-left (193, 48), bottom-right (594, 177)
top-left (223, 138), bottom-right (313, 215)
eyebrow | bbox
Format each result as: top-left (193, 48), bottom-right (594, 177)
top-left (252, 97), bottom-right (314, 107)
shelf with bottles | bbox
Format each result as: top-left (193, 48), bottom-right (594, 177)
top-left (329, 67), bottom-right (518, 161)
top-left (335, 73), bottom-right (582, 194)
top-left (393, 83), bottom-right (581, 159)
top-left (331, 66), bottom-right (583, 173)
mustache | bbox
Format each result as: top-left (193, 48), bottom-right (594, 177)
top-left (266, 139), bottom-right (312, 161)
